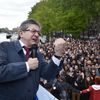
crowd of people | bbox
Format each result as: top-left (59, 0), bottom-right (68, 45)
top-left (38, 37), bottom-right (100, 100)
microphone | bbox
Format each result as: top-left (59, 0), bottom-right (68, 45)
top-left (30, 44), bottom-right (38, 58)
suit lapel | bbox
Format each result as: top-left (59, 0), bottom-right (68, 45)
top-left (13, 40), bottom-right (26, 61)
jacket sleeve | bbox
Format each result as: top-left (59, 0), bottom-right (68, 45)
top-left (82, 86), bottom-right (93, 93)
top-left (37, 51), bottom-right (62, 80)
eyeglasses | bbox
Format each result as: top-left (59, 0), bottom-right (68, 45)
top-left (24, 29), bottom-right (41, 35)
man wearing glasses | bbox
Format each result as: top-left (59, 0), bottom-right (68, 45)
top-left (0, 19), bottom-right (66, 100)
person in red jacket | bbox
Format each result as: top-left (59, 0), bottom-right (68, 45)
top-left (80, 76), bottom-right (100, 100)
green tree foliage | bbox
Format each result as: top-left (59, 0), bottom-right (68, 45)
top-left (28, 0), bottom-right (100, 36)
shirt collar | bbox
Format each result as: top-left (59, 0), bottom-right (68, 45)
top-left (19, 40), bottom-right (25, 48)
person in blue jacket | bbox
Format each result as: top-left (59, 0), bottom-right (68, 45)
top-left (0, 19), bottom-right (66, 100)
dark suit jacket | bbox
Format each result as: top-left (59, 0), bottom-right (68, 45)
top-left (0, 40), bottom-right (62, 100)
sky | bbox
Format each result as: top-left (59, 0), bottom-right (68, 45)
top-left (0, 0), bottom-right (40, 30)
